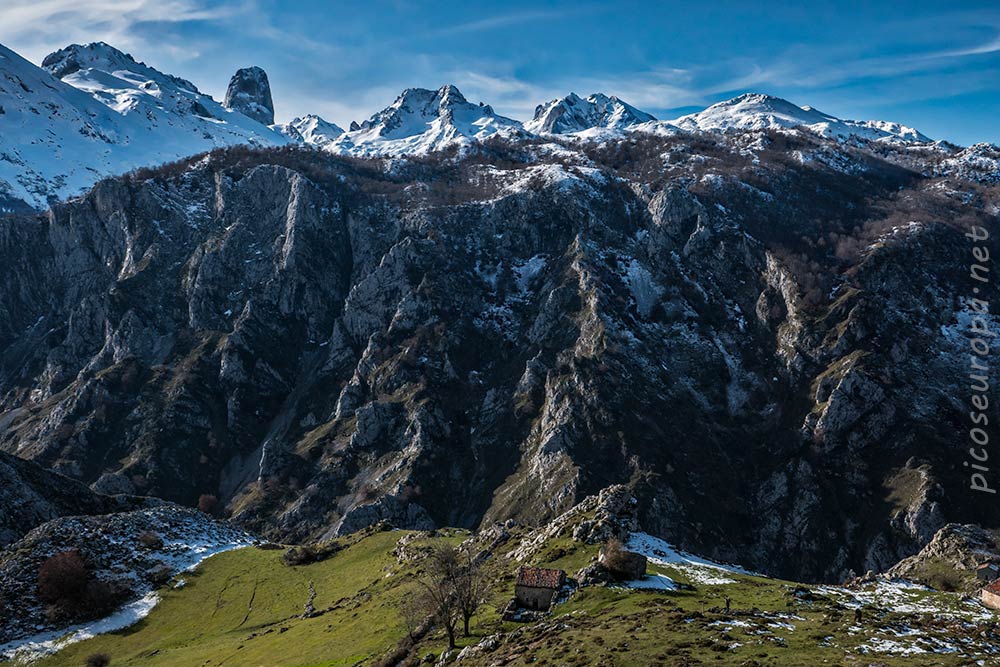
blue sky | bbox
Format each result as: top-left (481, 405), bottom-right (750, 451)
top-left (2, 0), bottom-right (999, 144)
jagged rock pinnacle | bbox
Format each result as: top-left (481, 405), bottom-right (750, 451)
top-left (224, 66), bottom-right (275, 125)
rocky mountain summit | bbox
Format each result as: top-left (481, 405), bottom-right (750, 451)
top-left (327, 84), bottom-right (523, 155)
top-left (0, 115), bottom-right (995, 583)
top-left (524, 92), bottom-right (656, 134)
top-left (224, 66), bottom-right (275, 125)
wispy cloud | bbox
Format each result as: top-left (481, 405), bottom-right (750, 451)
top-left (0, 0), bottom-right (243, 63)
top-left (935, 30), bottom-right (1000, 57)
top-left (420, 6), bottom-right (606, 39)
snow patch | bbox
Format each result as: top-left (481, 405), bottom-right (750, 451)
top-left (626, 532), bottom-right (755, 586)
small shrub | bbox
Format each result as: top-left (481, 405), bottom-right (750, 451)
top-left (197, 494), bottom-right (218, 515)
top-left (86, 653), bottom-right (111, 667)
top-left (137, 531), bottom-right (163, 549)
top-left (37, 550), bottom-right (88, 607)
top-left (37, 551), bottom-right (130, 622)
top-left (282, 542), bottom-right (342, 566)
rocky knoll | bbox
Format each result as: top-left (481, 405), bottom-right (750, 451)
top-left (887, 523), bottom-right (1000, 592)
top-left (0, 505), bottom-right (252, 646)
top-left (0, 130), bottom-right (996, 583)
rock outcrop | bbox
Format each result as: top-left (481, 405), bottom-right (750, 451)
top-left (886, 523), bottom-right (1000, 592)
top-left (224, 66), bottom-right (275, 125)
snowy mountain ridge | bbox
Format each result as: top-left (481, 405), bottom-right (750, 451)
top-left (275, 114), bottom-right (345, 148)
top-left (670, 93), bottom-right (931, 142)
top-left (0, 40), bottom-right (951, 211)
top-left (0, 41), bottom-right (288, 210)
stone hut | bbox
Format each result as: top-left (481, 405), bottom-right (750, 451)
top-left (514, 566), bottom-right (565, 611)
top-left (976, 562), bottom-right (1000, 583)
top-left (981, 579), bottom-right (1000, 610)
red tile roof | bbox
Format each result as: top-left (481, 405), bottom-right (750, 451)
top-left (984, 579), bottom-right (1000, 595)
top-left (516, 566), bottom-right (564, 589)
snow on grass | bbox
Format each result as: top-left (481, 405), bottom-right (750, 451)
top-left (0, 539), bottom-right (252, 663)
top-left (623, 573), bottom-right (678, 590)
top-left (708, 619), bottom-right (754, 629)
top-left (856, 633), bottom-right (964, 656)
top-left (0, 593), bottom-right (160, 664)
top-left (626, 532), bottom-right (755, 586)
top-left (815, 578), bottom-right (997, 621)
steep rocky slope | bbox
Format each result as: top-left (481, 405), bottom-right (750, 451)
top-left (0, 127), bottom-right (996, 583)
top-left (0, 451), bottom-right (146, 547)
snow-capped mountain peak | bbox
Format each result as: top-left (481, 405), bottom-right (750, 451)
top-left (525, 92), bottom-right (656, 134)
top-left (357, 85), bottom-right (490, 135)
top-left (670, 93), bottom-right (836, 132)
top-left (275, 114), bottom-right (345, 148)
top-left (0, 41), bottom-right (287, 211)
top-left (42, 42), bottom-right (199, 94)
top-left (668, 92), bottom-right (930, 143)
top-left (327, 84), bottom-right (521, 156)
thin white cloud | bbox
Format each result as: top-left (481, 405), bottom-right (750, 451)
top-left (422, 6), bottom-right (606, 39)
top-left (935, 31), bottom-right (1000, 58)
top-left (0, 0), bottom-right (243, 63)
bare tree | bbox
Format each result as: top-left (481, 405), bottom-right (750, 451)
top-left (411, 544), bottom-right (493, 647)
top-left (454, 553), bottom-right (493, 637)
top-left (400, 593), bottom-right (427, 642)
top-left (414, 545), bottom-right (462, 649)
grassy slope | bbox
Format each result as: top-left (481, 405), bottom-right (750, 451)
top-left (23, 527), bottom-right (998, 667)
top-left (30, 529), bottom-right (464, 667)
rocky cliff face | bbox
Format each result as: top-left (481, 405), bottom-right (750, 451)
top-left (224, 66), bottom-right (275, 125)
top-left (0, 129), bottom-right (996, 583)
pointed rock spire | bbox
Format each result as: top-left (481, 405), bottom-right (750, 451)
top-left (224, 66), bottom-right (274, 125)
